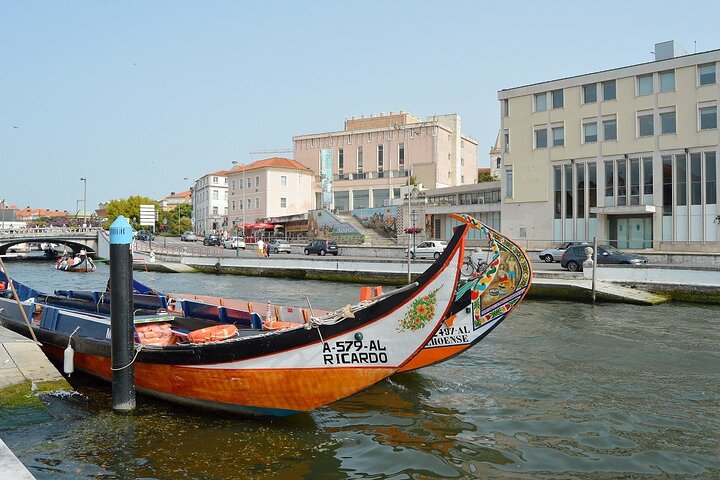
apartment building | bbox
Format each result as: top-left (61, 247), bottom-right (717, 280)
top-left (159, 190), bottom-right (191, 212)
top-left (226, 157), bottom-right (314, 228)
top-left (192, 170), bottom-right (229, 234)
top-left (293, 111), bottom-right (479, 212)
top-left (498, 41), bottom-right (719, 250)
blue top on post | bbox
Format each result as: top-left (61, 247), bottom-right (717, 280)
top-left (109, 216), bottom-right (134, 245)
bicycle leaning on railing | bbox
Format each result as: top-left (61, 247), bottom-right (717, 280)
top-left (460, 255), bottom-right (489, 277)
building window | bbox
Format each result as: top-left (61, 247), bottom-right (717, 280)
top-left (398, 143), bottom-right (405, 171)
top-left (552, 125), bottom-right (564, 147)
top-left (553, 166), bottom-right (561, 219)
top-left (617, 158), bottom-right (627, 205)
top-left (638, 74), bottom-right (653, 95)
top-left (643, 157), bottom-right (653, 195)
top-left (603, 117), bottom-right (617, 141)
top-left (691, 153), bottom-right (702, 205)
top-left (706, 152), bottom-right (717, 204)
top-left (676, 154), bottom-right (687, 206)
top-left (638, 112), bottom-right (654, 137)
top-left (605, 160), bottom-right (614, 200)
top-left (552, 89), bottom-right (564, 109)
top-left (212, 176), bottom-right (219, 183)
top-left (246, 198), bottom-right (251, 209)
top-left (505, 167), bottom-right (513, 198)
top-left (231, 180), bottom-right (235, 190)
top-left (576, 163), bottom-right (585, 217)
top-left (238, 201), bottom-right (243, 210)
top-left (582, 84), bottom-right (597, 104)
top-left (534, 93), bottom-right (547, 112)
top-left (231, 200), bottom-right (235, 210)
top-left (504, 130), bottom-right (510, 153)
top-left (502, 99), bottom-right (509, 117)
top-left (357, 146), bottom-right (363, 173)
top-left (564, 164), bottom-right (573, 217)
top-left (630, 157), bottom-right (640, 205)
top-left (662, 155), bottom-right (672, 215)
top-left (338, 149), bottom-right (344, 175)
top-left (588, 162), bottom-right (597, 216)
top-left (699, 63), bottom-right (716, 85)
top-left (212, 206), bottom-right (218, 215)
top-left (602, 80), bottom-right (616, 101)
top-left (255, 176), bottom-right (260, 187)
top-left (583, 121), bottom-right (597, 143)
top-left (280, 197), bottom-right (287, 208)
top-left (280, 175), bottom-right (287, 187)
top-left (247, 177), bottom-right (252, 188)
top-left (700, 104), bottom-right (718, 130)
top-left (659, 70), bottom-right (675, 92)
top-left (377, 145), bottom-right (384, 172)
top-left (534, 127), bottom-right (547, 149)
top-left (255, 197), bottom-right (260, 209)
top-left (660, 108), bottom-right (676, 134)
top-left (212, 189), bottom-right (219, 200)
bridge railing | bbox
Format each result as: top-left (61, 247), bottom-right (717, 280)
top-left (0, 227), bottom-right (102, 238)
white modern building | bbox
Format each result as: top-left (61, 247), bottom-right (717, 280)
top-left (192, 170), bottom-right (229, 234)
top-left (498, 41), bottom-right (719, 250)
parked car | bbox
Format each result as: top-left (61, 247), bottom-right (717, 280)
top-left (303, 239), bottom-right (339, 256)
top-left (404, 241), bottom-right (447, 260)
top-left (268, 239), bottom-right (292, 254)
top-left (135, 230), bottom-right (155, 241)
top-left (223, 236), bottom-right (246, 250)
top-left (538, 241), bottom-right (589, 263)
top-left (561, 244), bottom-right (649, 272)
top-left (180, 231), bottom-right (199, 242)
top-left (202, 233), bottom-right (222, 246)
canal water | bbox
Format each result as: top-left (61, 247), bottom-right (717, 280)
top-left (1, 262), bottom-right (718, 479)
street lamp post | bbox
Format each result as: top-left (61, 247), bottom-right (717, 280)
top-left (1, 198), bottom-right (5, 231)
top-left (411, 209), bottom-right (418, 259)
top-left (405, 193), bottom-right (411, 283)
top-left (80, 177), bottom-right (87, 227)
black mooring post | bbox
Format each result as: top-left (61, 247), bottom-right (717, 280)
top-left (109, 215), bottom-right (136, 412)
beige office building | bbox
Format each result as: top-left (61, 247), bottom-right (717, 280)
top-left (226, 157), bottom-right (314, 227)
top-left (498, 42), bottom-right (719, 250)
top-left (293, 112), bottom-right (479, 211)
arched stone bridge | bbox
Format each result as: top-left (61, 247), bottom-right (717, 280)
top-left (0, 227), bottom-right (101, 256)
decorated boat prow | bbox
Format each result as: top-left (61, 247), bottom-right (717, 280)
top-left (398, 213), bottom-right (533, 372)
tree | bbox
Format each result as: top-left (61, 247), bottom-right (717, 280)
top-left (102, 196), bottom-right (159, 230)
top-left (169, 204), bottom-right (192, 234)
top-left (477, 171), bottom-right (496, 183)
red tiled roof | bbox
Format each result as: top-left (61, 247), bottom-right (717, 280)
top-left (230, 157), bottom-right (312, 173)
top-left (167, 190), bottom-right (191, 199)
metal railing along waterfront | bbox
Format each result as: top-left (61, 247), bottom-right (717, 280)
top-left (0, 226), bottom-right (101, 238)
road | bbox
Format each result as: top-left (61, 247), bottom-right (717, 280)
top-left (143, 236), bottom-right (570, 273)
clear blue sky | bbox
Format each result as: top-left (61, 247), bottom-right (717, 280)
top-left (2, 0), bottom-right (718, 213)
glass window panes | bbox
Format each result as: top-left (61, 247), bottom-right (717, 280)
top-left (583, 122), bottom-right (597, 143)
top-left (660, 111), bottom-right (676, 134)
top-left (535, 128), bottom-right (547, 148)
top-left (643, 157), bottom-right (653, 195)
top-left (700, 106), bottom-right (717, 130)
top-left (603, 118), bottom-right (617, 140)
top-left (583, 84), bottom-right (597, 103)
top-left (706, 152), bottom-right (717, 204)
top-left (659, 70), bottom-right (675, 92)
top-left (699, 63), bottom-right (716, 85)
top-left (534, 93), bottom-right (547, 112)
top-left (638, 74), bottom-right (653, 95)
top-left (552, 89), bottom-right (564, 109)
top-left (552, 126), bottom-right (564, 146)
top-left (638, 114), bottom-right (654, 136)
top-left (602, 80), bottom-right (616, 101)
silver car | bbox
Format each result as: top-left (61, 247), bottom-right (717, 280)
top-left (538, 241), bottom-right (588, 263)
top-left (268, 239), bottom-right (292, 254)
top-left (180, 231), bottom-right (199, 242)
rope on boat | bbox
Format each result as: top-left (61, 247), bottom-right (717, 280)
top-left (307, 281), bottom-right (420, 327)
top-left (110, 344), bottom-right (144, 371)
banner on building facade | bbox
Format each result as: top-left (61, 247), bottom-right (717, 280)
top-left (320, 149), bottom-right (333, 207)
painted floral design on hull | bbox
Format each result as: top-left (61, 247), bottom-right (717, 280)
top-left (398, 288), bottom-right (439, 332)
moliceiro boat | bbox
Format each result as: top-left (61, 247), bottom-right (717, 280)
top-left (0, 224), bottom-right (469, 416)
top-left (163, 214), bottom-right (533, 373)
top-left (55, 251), bottom-right (96, 272)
